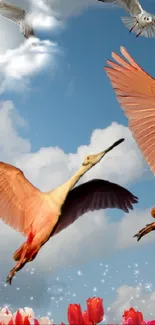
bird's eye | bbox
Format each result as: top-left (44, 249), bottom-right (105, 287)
top-left (87, 157), bottom-right (90, 160)
top-left (144, 17), bottom-right (146, 20)
top-left (147, 17), bottom-right (149, 21)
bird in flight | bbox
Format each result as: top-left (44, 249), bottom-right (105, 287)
top-left (104, 46), bottom-right (155, 241)
top-left (98, 0), bottom-right (155, 37)
top-left (0, 138), bottom-right (138, 284)
top-left (0, 0), bottom-right (35, 39)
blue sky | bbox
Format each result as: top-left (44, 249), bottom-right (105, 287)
top-left (1, 0), bottom-right (155, 324)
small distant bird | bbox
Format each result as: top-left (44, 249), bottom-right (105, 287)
top-left (0, 138), bottom-right (138, 284)
top-left (104, 46), bottom-right (155, 241)
top-left (0, 0), bottom-right (35, 39)
top-left (98, 0), bottom-right (155, 38)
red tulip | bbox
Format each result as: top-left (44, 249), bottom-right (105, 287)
top-left (123, 307), bottom-right (144, 325)
top-left (82, 310), bottom-right (93, 325)
top-left (68, 304), bottom-right (84, 325)
top-left (145, 322), bottom-right (155, 325)
top-left (14, 311), bottom-right (31, 325)
top-left (23, 316), bottom-right (32, 325)
top-left (61, 323), bottom-right (66, 325)
top-left (87, 297), bottom-right (104, 324)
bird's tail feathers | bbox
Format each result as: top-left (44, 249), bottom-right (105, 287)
top-left (121, 16), bottom-right (138, 32)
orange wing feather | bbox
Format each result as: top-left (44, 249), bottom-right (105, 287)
top-left (0, 162), bottom-right (43, 236)
top-left (105, 46), bottom-right (155, 174)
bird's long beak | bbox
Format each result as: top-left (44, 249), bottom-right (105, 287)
top-left (104, 138), bottom-right (125, 154)
top-left (96, 138), bottom-right (125, 160)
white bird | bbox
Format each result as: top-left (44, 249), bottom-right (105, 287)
top-left (0, 0), bottom-right (35, 39)
top-left (98, 0), bottom-right (155, 38)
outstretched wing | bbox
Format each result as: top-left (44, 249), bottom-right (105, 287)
top-left (105, 46), bottom-right (155, 174)
top-left (140, 23), bottom-right (155, 38)
top-left (51, 179), bottom-right (138, 236)
top-left (0, 1), bottom-right (25, 25)
top-left (0, 161), bottom-right (43, 236)
top-left (98, 0), bottom-right (142, 16)
top-left (0, 1), bottom-right (35, 38)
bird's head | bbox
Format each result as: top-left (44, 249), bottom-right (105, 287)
top-left (82, 138), bottom-right (125, 168)
top-left (142, 14), bottom-right (153, 24)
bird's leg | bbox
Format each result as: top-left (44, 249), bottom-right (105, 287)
top-left (129, 25), bottom-right (135, 33)
top-left (136, 30), bottom-right (142, 37)
top-left (7, 245), bottom-right (41, 285)
top-left (28, 245), bottom-right (41, 261)
top-left (129, 21), bottom-right (138, 33)
top-left (6, 232), bottom-right (34, 285)
top-left (134, 207), bottom-right (155, 241)
top-left (6, 245), bottom-right (27, 285)
top-left (134, 222), bottom-right (155, 241)
top-left (136, 26), bottom-right (145, 38)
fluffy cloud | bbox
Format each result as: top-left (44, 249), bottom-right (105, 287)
top-left (0, 100), bottom-right (30, 160)
top-left (0, 0), bottom-right (109, 94)
top-left (0, 0), bottom-right (60, 93)
top-left (0, 0), bottom-right (60, 52)
top-left (107, 284), bottom-right (155, 321)
top-left (0, 38), bottom-right (58, 94)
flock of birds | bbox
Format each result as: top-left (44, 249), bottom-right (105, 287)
top-left (0, 0), bottom-right (155, 285)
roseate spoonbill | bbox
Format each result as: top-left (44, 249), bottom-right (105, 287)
top-left (0, 138), bottom-right (138, 285)
top-left (0, 0), bottom-right (35, 39)
top-left (98, 0), bottom-right (155, 38)
top-left (104, 46), bottom-right (155, 241)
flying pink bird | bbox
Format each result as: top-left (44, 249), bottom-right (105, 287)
top-left (104, 46), bottom-right (155, 242)
top-left (0, 138), bottom-right (138, 285)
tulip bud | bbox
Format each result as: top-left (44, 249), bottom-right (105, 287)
top-left (122, 307), bottom-right (144, 325)
top-left (68, 304), bottom-right (84, 325)
top-left (87, 297), bottom-right (104, 324)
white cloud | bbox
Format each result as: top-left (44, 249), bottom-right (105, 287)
top-left (14, 120), bottom-right (147, 191)
top-left (0, 0), bottom-right (116, 94)
top-left (0, 100), bottom-right (30, 161)
top-left (107, 284), bottom-right (155, 321)
top-left (0, 38), bottom-right (58, 94)
top-left (0, 0), bottom-right (110, 94)
top-left (28, 0), bottom-right (63, 30)
top-left (29, 13), bottom-right (60, 30)
top-left (0, 0), bottom-right (60, 93)
top-left (0, 100), bottom-right (152, 277)
top-left (0, 0), bottom-right (60, 52)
